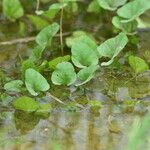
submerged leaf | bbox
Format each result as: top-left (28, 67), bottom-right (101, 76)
top-left (36, 23), bottom-right (59, 48)
top-left (97, 0), bottom-right (127, 11)
top-left (76, 65), bottom-right (98, 86)
top-left (97, 32), bottom-right (128, 66)
top-left (117, 0), bottom-right (150, 22)
top-left (2, 0), bottom-right (24, 21)
top-left (13, 96), bottom-right (40, 112)
top-left (128, 56), bottom-right (149, 73)
top-left (4, 80), bottom-right (23, 93)
top-left (51, 62), bottom-right (76, 86)
top-left (25, 69), bottom-right (50, 96)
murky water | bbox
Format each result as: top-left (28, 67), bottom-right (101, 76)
top-left (0, 1), bottom-right (150, 150)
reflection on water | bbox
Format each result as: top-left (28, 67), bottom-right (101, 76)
top-left (0, 101), bottom-right (150, 150)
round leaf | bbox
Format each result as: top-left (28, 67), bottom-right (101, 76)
top-left (25, 68), bottom-right (50, 96)
top-left (13, 96), bottom-right (40, 112)
top-left (51, 62), bottom-right (76, 86)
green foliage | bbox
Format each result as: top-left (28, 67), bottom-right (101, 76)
top-left (71, 35), bottom-right (98, 68)
top-left (87, 0), bottom-right (102, 13)
top-left (117, 0), bottom-right (150, 22)
top-left (88, 100), bottom-right (101, 107)
top-left (36, 23), bottom-right (59, 48)
top-left (43, 3), bottom-right (67, 20)
top-left (27, 15), bottom-right (49, 30)
top-left (2, 0), bottom-right (24, 21)
top-left (13, 96), bottom-right (40, 112)
top-left (76, 65), bottom-right (98, 86)
top-left (97, 32), bottom-right (128, 66)
top-left (4, 80), bottom-right (23, 93)
top-left (112, 16), bottom-right (138, 34)
top-left (128, 56), bottom-right (149, 73)
top-left (51, 62), bottom-right (76, 86)
top-left (97, 0), bottom-right (127, 11)
top-left (21, 59), bottom-right (36, 79)
top-left (25, 68), bottom-right (50, 96)
top-left (49, 55), bottom-right (71, 70)
top-left (30, 46), bottom-right (45, 61)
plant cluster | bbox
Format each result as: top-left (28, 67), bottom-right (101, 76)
top-left (1, 0), bottom-right (150, 111)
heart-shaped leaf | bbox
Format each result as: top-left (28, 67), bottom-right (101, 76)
top-left (76, 65), bottom-right (98, 86)
top-left (71, 35), bottom-right (98, 68)
top-left (36, 23), bottom-right (59, 48)
top-left (13, 96), bottom-right (40, 112)
top-left (51, 62), bottom-right (76, 86)
top-left (97, 32), bottom-right (128, 66)
top-left (97, 0), bottom-right (127, 11)
top-left (117, 0), bottom-right (150, 22)
top-left (4, 80), bottom-right (23, 93)
top-left (25, 68), bottom-right (50, 96)
top-left (128, 55), bottom-right (149, 73)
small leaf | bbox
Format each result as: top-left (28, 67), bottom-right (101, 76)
top-left (97, 32), bottom-right (128, 66)
top-left (21, 59), bottom-right (36, 79)
top-left (128, 56), bottom-right (149, 73)
top-left (87, 0), bottom-right (102, 13)
top-left (25, 68), bottom-right (50, 96)
top-left (76, 65), bottom-right (98, 86)
top-left (36, 23), bottom-right (59, 48)
top-left (88, 100), bottom-right (101, 107)
top-left (97, 0), bottom-right (127, 11)
top-left (51, 62), bottom-right (76, 86)
top-left (71, 35), bottom-right (98, 68)
top-left (43, 3), bottom-right (67, 20)
top-left (49, 55), bottom-right (71, 70)
top-left (13, 96), bottom-right (40, 112)
top-left (4, 80), bottom-right (23, 93)
top-left (36, 103), bottom-right (52, 114)
top-left (2, 0), bottom-right (24, 21)
top-left (117, 0), bottom-right (150, 22)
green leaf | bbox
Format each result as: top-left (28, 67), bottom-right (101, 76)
top-left (21, 59), bottom-right (36, 79)
top-left (128, 56), bottom-right (149, 73)
top-left (88, 100), bottom-right (101, 107)
top-left (25, 68), bottom-right (50, 96)
top-left (27, 15), bottom-right (49, 30)
top-left (4, 80), bottom-right (23, 93)
top-left (30, 45), bottom-right (45, 61)
top-left (13, 96), bottom-right (40, 112)
top-left (66, 31), bottom-right (97, 49)
top-left (71, 35), bottom-right (98, 68)
top-left (76, 65), bottom-right (98, 86)
top-left (117, 0), bottom-right (150, 22)
top-left (97, 0), bottom-right (127, 11)
top-left (43, 3), bottom-right (67, 20)
top-left (36, 103), bottom-right (52, 114)
top-left (51, 62), bottom-right (76, 86)
top-left (97, 32), bottom-right (128, 66)
top-left (36, 23), bottom-right (59, 48)
top-left (87, 0), bottom-right (102, 13)
top-left (2, 0), bottom-right (24, 21)
top-left (49, 55), bottom-right (71, 70)
top-left (112, 16), bottom-right (138, 34)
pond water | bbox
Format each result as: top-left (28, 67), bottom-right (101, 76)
top-left (0, 1), bottom-right (150, 150)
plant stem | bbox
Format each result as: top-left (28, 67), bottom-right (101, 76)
top-left (60, 0), bottom-right (64, 56)
top-left (36, 0), bottom-right (40, 11)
